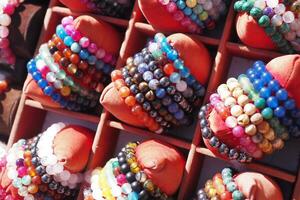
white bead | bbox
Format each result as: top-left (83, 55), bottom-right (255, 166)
top-left (0, 14), bottom-right (11, 26)
top-left (227, 82), bottom-right (241, 92)
top-left (53, 80), bottom-right (63, 89)
top-left (53, 163), bottom-right (64, 174)
top-left (266, 0), bottom-right (278, 8)
top-left (274, 4), bottom-right (285, 15)
top-left (159, 0), bottom-right (170, 5)
top-left (47, 154), bottom-right (58, 165)
top-left (92, 188), bottom-right (103, 200)
top-left (217, 84), bottom-right (229, 94)
top-left (18, 186), bottom-right (28, 197)
top-left (254, 0), bottom-right (266, 10)
top-left (60, 170), bottom-right (71, 181)
top-left (68, 174), bottom-right (78, 184)
top-left (7, 168), bottom-right (18, 179)
top-left (121, 183), bottom-right (132, 194)
top-left (176, 80), bottom-right (187, 92)
top-left (24, 194), bottom-right (34, 200)
top-left (244, 103), bottom-right (256, 116)
top-left (46, 165), bottom-right (55, 175)
top-left (224, 97), bottom-right (237, 107)
top-left (231, 105), bottom-right (243, 117)
top-left (283, 11), bottom-right (295, 23)
top-left (271, 14), bottom-right (283, 26)
top-left (112, 186), bottom-right (122, 197)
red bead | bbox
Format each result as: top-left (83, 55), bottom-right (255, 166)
top-left (163, 63), bottom-right (175, 76)
top-left (220, 191), bottom-right (232, 200)
top-left (70, 54), bottom-right (80, 64)
top-left (32, 176), bottom-right (41, 185)
top-left (111, 70), bottom-right (122, 82)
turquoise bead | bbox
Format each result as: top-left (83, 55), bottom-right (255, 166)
top-left (170, 73), bottom-right (181, 83)
top-left (221, 168), bottom-right (232, 176)
top-left (271, 32), bottom-right (282, 43)
top-left (193, 5), bottom-right (203, 14)
top-left (279, 23), bottom-right (290, 33)
top-left (56, 70), bottom-right (66, 80)
top-left (128, 192), bottom-right (139, 200)
top-left (167, 49), bottom-right (178, 61)
top-left (254, 98), bottom-right (266, 109)
top-left (234, 1), bottom-right (244, 11)
top-left (63, 36), bottom-right (74, 47)
top-left (258, 15), bottom-right (270, 27)
top-left (154, 33), bottom-right (166, 43)
top-left (250, 7), bottom-right (262, 18)
top-left (223, 177), bottom-right (233, 185)
top-left (151, 49), bottom-right (163, 59)
top-left (262, 107), bottom-right (273, 119)
top-left (180, 67), bottom-right (190, 78)
top-left (21, 175), bottom-right (31, 186)
top-left (241, 1), bottom-right (253, 12)
top-left (112, 161), bottom-right (120, 168)
top-left (12, 178), bottom-right (22, 188)
top-left (70, 42), bottom-right (81, 53)
top-left (232, 190), bottom-right (245, 200)
top-left (265, 26), bottom-right (276, 36)
top-left (161, 41), bottom-right (172, 53)
top-left (226, 182), bottom-right (237, 192)
top-left (174, 59), bottom-right (184, 69)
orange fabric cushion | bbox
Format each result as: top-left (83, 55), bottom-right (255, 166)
top-left (101, 33), bottom-right (212, 128)
top-left (203, 55), bottom-right (300, 160)
top-left (236, 13), bottom-right (277, 50)
top-left (136, 139), bottom-right (185, 196)
top-left (1, 124), bottom-right (94, 197)
top-left (25, 15), bottom-right (122, 108)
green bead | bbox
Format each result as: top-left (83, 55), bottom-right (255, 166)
top-left (112, 161), bottom-right (119, 168)
top-left (12, 178), bottom-right (22, 188)
top-left (151, 49), bottom-right (163, 59)
top-left (232, 190), bottom-right (245, 200)
top-left (265, 26), bottom-right (276, 36)
top-left (248, 90), bottom-right (257, 99)
top-left (262, 107), bottom-right (273, 119)
top-left (254, 98), bottom-right (265, 109)
top-left (277, 39), bottom-right (288, 47)
top-left (258, 15), bottom-right (270, 27)
top-left (250, 7), bottom-right (262, 18)
top-left (234, 1), bottom-right (244, 11)
top-left (279, 23), bottom-right (290, 33)
top-left (241, 1), bottom-right (253, 12)
top-left (223, 177), bottom-right (233, 185)
top-left (268, 118), bottom-right (279, 128)
top-left (271, 32), bottom-right (283, 43)
top-left (56, 70), bottom-right (66, 80)
top-left (21, 175), bottom-right (31, 186)
top-left (226, 182), bottom-right (237, 192)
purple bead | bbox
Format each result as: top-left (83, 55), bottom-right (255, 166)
top-left (62, 16), bottom-right (73, 27)
top-left (88, 43), bottom-right (98, 53)
top-left (263, 7), bottom-right (274, 18)
top-left (65, 25), bottom-right (74, 36)
top-left (16, 158), bottom-right (24, 167)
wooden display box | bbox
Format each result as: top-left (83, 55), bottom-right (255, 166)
top-left (7, 0), bottom-right (300, 199)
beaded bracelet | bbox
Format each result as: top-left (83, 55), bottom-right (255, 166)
top-left (0, 0), bottom-right (25, 65)
top-left (221, 168), bottom-right (245, 200)
top-left (199, 104), bottom-right (253, 162)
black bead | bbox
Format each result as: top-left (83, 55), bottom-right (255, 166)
top-left (166, 86), bottom-right (176, 95)
top-left (218, 143), bottom-right (229, 155)
top-left (126, 172), bottom-right (136, 183)
top-left (155, 116), bottom-right (163, 123)
top-left (158, 108), bottom-right (168, 116)
top-left (36, 165), bottom-right (46, 176)
top-left (159, 77), bottom-right (170, 87)
top-left (57, 185), bottom-right (65, 194)
top-left (148, 61), bottom-right (158, 71)
top-left (125, 77), bottom-right (132, 85)
top-left (229, 149), bottom-right (239, 160)
top-left (198, 110), bottom-right (206, 119)
top-left (201, 127), bottom-right (212, 139)
top-left (49, 181), bottom-right (59, 190)
top-left (120, 163), bottom-right (130, 174)
top-left (209, 136), bottom-right (220, 147)
top-left (160, 121), bottom-right (168, 127)
top-left (154, 69), bottom-right (164, 79)
top-left (41, 174), bottom-right (51, 184)
top-left (162, 96), bottom-right (172, 106)
top-left (149, 110), bottom-right (158, 118)
top-left (135, 93), bottom-right (145, 103)
top-left (199, 119), bottom-right (208, 127)
top-left (152, 100), bottom-right (162, 110)
top-left (144, 54), bottom-right (154, 63)
top-left (139, 190), bottom-right (150, 200)
top-left (74, 70), bottom-right (84, 79)
top-left (31, 157), bottom-right (40, 167)
top-left (65, 188), bottom-right (71, 196)
top-left (130, 84), bottom-right (139, 95)
top-left (142, 102), bottom-right (151, 111)
top-left (131, 181), bottom-right (142, 192)
top-left (132, 73), bottom-right (143, 83)
top-left (238, 152), bottom-right (247, 163)
top-left (49, 46), bottom-right (58, 54)
top-left (174, 93), bottom-right (183, 102)
top-left (118, 156), bottom-right (127, 165)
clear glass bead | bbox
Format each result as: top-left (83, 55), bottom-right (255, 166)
top-left (283, 11), bottom-right (295, 23)
top-left (274, 3), bottom-right (285, 15)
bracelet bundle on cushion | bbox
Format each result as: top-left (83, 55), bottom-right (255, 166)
top-left (194, 168), bottom-right (245, 200)
top-left (27, 16), bottom-right (117, 112)
top-left (110, 33), bottom-right (206, 133)
top-left (80, 0), bottom-right (134, 18)
top-left (158, 0), bottom-right (227, 33)
top-left (83, 141), bottom-right (169, 200)
top-left (199, 60), bottom-right (299, 163)
top-left (234, 0), bottom-right (300, 53)
top-left (2, 123), bottom-right (84, 200)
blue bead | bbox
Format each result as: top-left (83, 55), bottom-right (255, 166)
top-left (87, 55), bottom-right (97, 65)
top-left (253, 60), bottom-right (265, 70)
top-left (186, 75), bottom-right (196, 85)
top-left (128, 192), bottom-right (138, 200)
top-left (193, 83), bottom-right (202, 90)
top-left (266, 96), bottom-right (278, 109)
top-left (274, 106), bottom-right (286, 118)
top-left (63, 36), bottom-right (74, 47)
top-left (261, 71), bottom-right (272, 82)
top-left (256, 65), bottom-right (266, 73)
top-left (137, 63), bottom-right (149, 73)
top-left (259, 87), bottom-right (271, 98)
top-left (59, 99), bottom-right (68, 107)
top-left (253, 79), bottom-right (265, 91)
top-left (170, 72), bottom-right (181, 83)
top-left (44, 86), bottom-right (54, 96)
top-left (180, 67), bottom-right (190, 78)
top-left (248, 73), bottom-right (259, 82)
top-left (32, 71), bottom-right (42, 81)
top-left (156, 88), bottom-right (166, 98)
top-left (103, 64), bottom-right (112, 74)
top-left (56, 24), bottom-right (64, 33)
top-left (291, 109), bottom-right (300, 118)
top-left (281, 117), bottom-right (293, 126)
top-left (27, 63), bottom-right (37, 73)
top-left (268, 79), bottom-right (280, 92)
top-left (284, 99), bottom-right (296, 110)
top-left (161, 41), bottom-right (172, 53)
top-left (162, 96), bottom-right (172, 106)
top-left (246, 68), bottom-right (256, 76)
top-left (177, 0), bottom-right (186, 9)
top-left (174, 59), bottom-right (184, 69)
top-left (167, 49), bottom-right (178, 61)
top-left (183, 7), bottom-right (192, 15)
top-left (95, 60), bottom-right (104, 70)
top-left (154, 33), bottom-right (166, 43)
top-left (79, 49), bottom-right (89, 60)
top-left (143, 71), bottom-right (154, 82)
top-left (70, 42), bottom-right (81, 53)
top-left (37, 79), bottom-right (48, 89)
top-left (276, 89), bottom-right (288, 101)
top-left (51, 93), bottom-right (61, 102)
top-left (168, 103), bottom-right (179, 113)
top-left (190, 13), bottom-right (197, 20)
top-left (195, 87), bottom-right (206, 97)
top-left (174, 109), bottom-right (184, 120)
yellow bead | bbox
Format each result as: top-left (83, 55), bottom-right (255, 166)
top-left (67, 63), bottom-right (77, 74)
top-left (27, 184), bottom-right (39, 194)
top-left (264, 128), bottom-right (275, 141)
top-left (144, 179), bottom-right (155, 192)
top-left (60, 86), bottom-right (71, 96)
top-left (207, 188), bottom-right (217, 198)
top-left (186, 0), bottom-right (197, 8)
top-left (199, 11), bottom-right (208, 21)
top-left (272, 138), bottom-right (284, 150)
top-left (130, 162), bottom-right (141, 173)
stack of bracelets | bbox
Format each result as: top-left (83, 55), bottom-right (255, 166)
top-left (194, 168), bottom-right (245, 200)
top-left (27, 16), bottom-right (116, 112)
top-left (234, 0), bottom-right (300, 53)
top-left (111, 33), bottom-right (206, 133)
top-left (80, 0), bottom-right (134, 18)
top-left (199, 60), bottom-right (300, 163)
top-left (83, 141), bottom-right (169, 200)
top-left (158, 0), bottom-right (228, 33)
top-left (0, 123), bottom-right (83, 200)
top-left (0, 0), bottom-right (25, 65)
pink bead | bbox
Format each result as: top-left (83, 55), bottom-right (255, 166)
top-left (65, 25), bottom-right (74, 36)
top-left (103, 53), bottom-right (112, 63)
top-left (252, 149), bottom-right (263, 158)
top-left (181, 17), bottom-right (192, 27)
top-left (158, 0), bottom-right (170, 5)
top-left (246, 143), bottom-right (257, 153)
top-left (239, 136), bottom-right (251, 146)
top-left (0, 157), bottom-right (7, 167)
top-left (71, 30), bottom-right (81, 42)
top-left (3, 4), bottom-right (15, 15)
top-left (96, 48), bottom-right (105, 59)
top-left (225, 116), bottom-right (238, 128)
top-left (232, 126), bottom-right (245, 138)
top-left (88, 43), bottom-right (98, 53)
top-left (40, 66), bottom-right (50, 78)
top-left (0, 38), bottom-right (10, 48)
top-left (188, 24), bottom-right (197, 33)
top-left (17, 166), bottom-right (27, 177)
top-left (173, 11), bottom-right (184, 21)
top-left (116, 174), bottom-right (127, 185)
top-left (0, 26), bottom-right (9, 38)
top-left (209, 93), bottom-right (220, 102)
top-left (79, 37), bottom-right (90, 48)
top-left (62, 16), bottom-right (74, 27)
top-left (166, 2), bottom-right (177, 13)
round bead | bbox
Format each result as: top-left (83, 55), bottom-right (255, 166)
top-left (225, 116), bottom-right (238, 128)
top-left (245, 124), bottom-right (257, 136)
top-left (231, 105), bottom-right (243, 117)
top-left (244, 103), bottom-right (256, 116)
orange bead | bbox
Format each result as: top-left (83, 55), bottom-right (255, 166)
top-left (67, 63), bottom-right (77, 74)
top-left (78, 60), bottom-right (88, 70)
top-left (131, 105), bottom-right (143, 115)
top-left (114, 79), bottom-right (125, 90)
top-left (220, 191), bottom-right (231, 200)
top-left (0, 80), bottom-right (8, 91)
top-left (53, 51), bottom-right (63, 62)
top-left (31, 176), bottom-right (41, 184)
top-left (53, 36), bottom-right (61, 44)
top-left (70, 54), bottom-right (80, 64)
top-left (163, 63), bottom-right (175, 75)
top-left (125, 96), bottom-right (136, 107)
top-left (27, 184), bottom-right (39, 194)
top-left (61, 86), bottom-right (71, 97)
top-left (149, 123), bottom-right (160, 131)
top-left (27, 167), bottom-right (36, 177)
top-left (119, 86), bottom-right (130, 98)
top-left (111, 70), bottom-right (122, 82)
top-left (63, 48), bottom-right (72, 58)
top-left (56, 41), bottom-right (66, 51)
top-left (213, 173), bottom-right (222, 181)
top-left (23, 150), bottom-right (32, 159)
top-left (24, 157), bottom-right (32, 167)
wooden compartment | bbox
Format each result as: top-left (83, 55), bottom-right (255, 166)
top-left (7, 0), bottom-right (300, 200)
